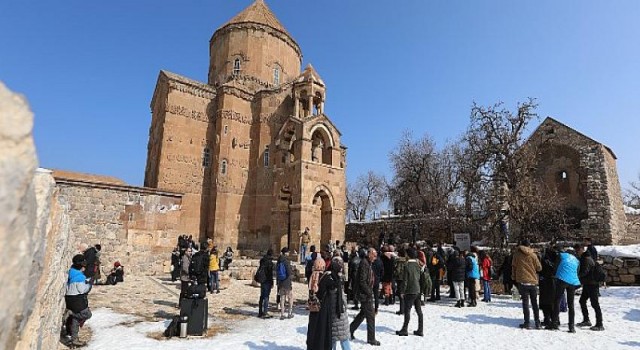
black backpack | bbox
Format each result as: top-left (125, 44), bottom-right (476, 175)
top-left (593, 263), bottom-right (607, 283)
top-left (163, 316), bottom-right (180, 338)
top-left (305, 259), bottom-right (314, 279)
top-left (254, 265), bottom-right (267, 284)
top-left (190, 252), bottom-right (207, 280)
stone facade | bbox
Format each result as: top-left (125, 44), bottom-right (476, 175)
top-left (54, 175), bottom-right (184, 275)
top-left (601, 255), bottom-right (640, 286)
top-left (622, 214), bottom-right (640, 244)
top-left (345, 216), bottom-right (480, 247)
top-left (144, 0), bottom-right (347, 252)
top-left (528, 117), bottom-right (627, 244)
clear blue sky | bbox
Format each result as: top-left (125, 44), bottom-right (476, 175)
top-left (1, 1), bottom-right (638, 191)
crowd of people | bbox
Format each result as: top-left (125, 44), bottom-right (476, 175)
top-left (248, 234), bottom-right (606, 349)
top-left (62, 231), bottom-right (606, 348)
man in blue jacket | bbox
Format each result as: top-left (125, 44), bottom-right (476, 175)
top-left (63, 254), bottom-right (93, 347)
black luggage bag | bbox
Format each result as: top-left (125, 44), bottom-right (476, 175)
top-left (179, 297), bottom-right (208, 336)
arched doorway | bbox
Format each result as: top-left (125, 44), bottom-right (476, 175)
top-left (313, 189), bottom-right (333, 249)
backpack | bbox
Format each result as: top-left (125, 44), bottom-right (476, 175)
top-left (163, 316), bottom-right (180, 338)
top-left (305, 258), bottom-right (314, 279)
top-left (592, 262), bottom-right (607, 283)
top-left (254, 264), bottom-right (267, 284)
top-left (277, 261), bottom-right (288, 282)
top-left (189, 252), bottom-right (206, 279)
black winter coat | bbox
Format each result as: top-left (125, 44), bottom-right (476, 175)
top-left (355, 258), bottom-right (374, 302)
top-left (448, 256), bottom-right (467, 282)
top-left (579, 252), bottom-right (598, 286)
top-left (307, 272), bottom-right (339, 350)
top-left (499, 255), bottom-right (513, 283)
top-left (381, 254), bottom-right (394, 283)
top-left (83, 247), bottom-right (98, 278)
top-left (259, 255), bottom-right (274, 283)
top-left (539, 251), bottom-right (558, 307)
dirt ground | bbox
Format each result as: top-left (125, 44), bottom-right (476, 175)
top-left (58, 274), bottom-right (311, 349)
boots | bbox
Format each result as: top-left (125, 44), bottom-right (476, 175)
top-left (455, 300), bottom-right (462, 308)
top-left (577, 320), bottom-right (592, 327)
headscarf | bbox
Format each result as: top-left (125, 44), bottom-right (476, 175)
top-left (308, 255), bottom-right (326, 293)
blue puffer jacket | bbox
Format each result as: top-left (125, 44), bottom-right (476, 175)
top-left (555, 252), bottom-right (580, 286)
top-left (466, 255), bottom-right (480, 280)
top-left (65, 267), bottom-right (92, 313)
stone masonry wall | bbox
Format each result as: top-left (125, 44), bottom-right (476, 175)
top-left (55, 179), bottom-right (184, 275)
top-left (601, 255), bottom-right (640, 286)
top-left (621, 214), bottom-right (640, 244)
top-left (345, 217), bottom-right (480, 247)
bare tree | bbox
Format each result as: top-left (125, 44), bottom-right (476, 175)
top-left (625, 173), bottom-right (640, 208)
top-left (388, 131), bottom-right (460, 215)
top-left (460, 98), bottom-right (567, 243)
top-left (346, 171), bottom-right (387, 221)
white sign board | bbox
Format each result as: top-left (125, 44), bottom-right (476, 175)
top-left (454, 233), bottom-right (471, 251)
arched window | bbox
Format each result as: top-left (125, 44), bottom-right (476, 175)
top-left (220, 159), bottom-right (228, 175)
top-left (263, 146), bottom-right (270, 167)
top-left (233, 58), bottom-right (241, 76)
top-left (202, 147), bottom-right (211, 167)
top-left (273, 67), bottom-right (280, 85)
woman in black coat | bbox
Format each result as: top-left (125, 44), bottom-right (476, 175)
top-left (498, 253), bottom-right (513, 295)
top-left (539, 247), bottom-right (558, 327)
top-left (307, 265), bottom-right (339, 350)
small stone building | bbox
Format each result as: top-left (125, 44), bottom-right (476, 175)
top-left (528, 117), bottom-right (627, 244)
top-left (144, 0), bottom-right (347, 251)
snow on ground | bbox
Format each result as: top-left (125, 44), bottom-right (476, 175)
top-left (85, 287), bottom-right (640, 350)
top-left (596, 245), bottom-right (640, 259)
top-left (624, 205), bottom-right (640, 215)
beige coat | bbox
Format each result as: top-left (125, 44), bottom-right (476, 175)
top-left (511, 246), bottom-right (542, 285)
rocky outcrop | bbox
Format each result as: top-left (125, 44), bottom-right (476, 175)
top-left (0, 82), bottom-right (39, 349)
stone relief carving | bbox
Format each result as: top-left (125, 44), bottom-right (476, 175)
top-left (166, 104), bottom-right (209, 123)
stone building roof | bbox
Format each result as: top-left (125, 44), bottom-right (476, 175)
top-left (532, 117), bottom-right (617, 159)
top-left (52, 169), bottom-right (126, 186)
top-left (297, 64), bottom-right (325, 87)
top-left (219, 0), bottom-right (291, 38)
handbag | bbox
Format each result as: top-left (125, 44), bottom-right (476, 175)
top-left (308, 294), bottom-right (321, 312)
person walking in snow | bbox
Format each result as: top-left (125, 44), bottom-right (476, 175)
top-left (512, 239), bottom-right (542, 329)
top-left (395, 247), bottom-right (424, 337)
top-left (576, 244), bottom-right (604, 331)
top-left (550, 246), bottom-right (581, 333)
top-left (349, 248), bottom-right (381, 346)
top-left (498, 251), bottom-right (514, 295)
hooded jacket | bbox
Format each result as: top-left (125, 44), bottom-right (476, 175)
top-left (512, 246), bottom-right (542, 285)
top-left (579, 251), bottom-right (597, 286)
top-left (65, 267), bottom-right (92, 313)
top-left (556, 252), bottom-right (580, 286)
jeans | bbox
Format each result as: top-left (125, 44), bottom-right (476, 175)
top-left (400, 294), bottom-right (423, 333)
top-left (209, 271), bottom-right (219, 292)
top-left (300, 244), bottom-right (308, 263)
top-left (350, 297), bottom-right (376, 343)
top-left (259, 282), bottom-right (272, 315)
top-left (332, 339), bottom-right (352, 350)
top-left (580, 284), bottom-right (603, 325)
top-left (453, 281), bottom-right (465, 301)
top-left (65, 308), bottom-right (92, 339)
top-left (553, 281), bottom-right (576, 328)
top-left (519, 284), bottom-right (540, 324)
top-left (482, 280), bottom-right (492, 301)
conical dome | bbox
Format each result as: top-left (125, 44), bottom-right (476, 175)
top-left (220, 0), bottom-right (291, 37)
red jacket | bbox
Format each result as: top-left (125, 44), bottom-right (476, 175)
top-left (481, 257), bottom-right (492, 281)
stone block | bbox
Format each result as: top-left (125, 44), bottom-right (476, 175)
top-left (602, 255), bottom-right (613, 264)
top-left (612, 258), bottom-right (624, 267)
top-left (628, 267), bottom-right (640, 275)
top-left (624, 259), bottom-right (640, 268)
top-left (619, 274), bottom-right (635, 284)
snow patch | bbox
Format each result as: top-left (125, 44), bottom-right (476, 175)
top-left (596, 244), bottom-right (640, 259)
top-left (86, 288), bottom-right (640, 350)
top-left (625, 205), bottom-right (640, 215)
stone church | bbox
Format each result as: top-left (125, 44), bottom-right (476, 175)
top-left (144, 0), bottom-right (347, 251)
